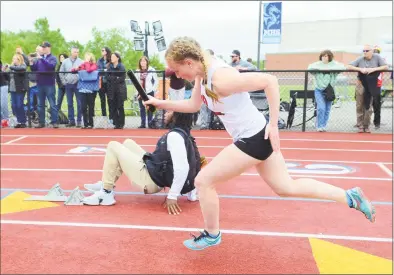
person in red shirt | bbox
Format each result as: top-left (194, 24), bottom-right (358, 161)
top-left (72, 53), bottom-right (99, 128)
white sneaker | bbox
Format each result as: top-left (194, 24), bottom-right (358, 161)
top-left (187, 188), bottom-right (198, 202)
top-left (82, 189), bottom-right (116, 206)
top-left (84, 181), bottom-right (104, 192)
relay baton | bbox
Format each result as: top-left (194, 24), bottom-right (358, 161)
top-left (127, 70), bottom-right (156, 112)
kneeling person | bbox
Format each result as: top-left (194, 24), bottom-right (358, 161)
top-left (83, 111), bottom-right (206, 214)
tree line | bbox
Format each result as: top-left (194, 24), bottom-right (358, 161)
top-left (0, 17), bottom-right (165, 71)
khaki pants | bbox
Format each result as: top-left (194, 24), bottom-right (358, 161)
top-left (355, 81), bottom-right (372, 128)
top-left (102, 139), bottom-right (162, 194)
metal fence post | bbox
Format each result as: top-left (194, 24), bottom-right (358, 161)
top-left (302, 71), bottom-right (309, 132)
top-left (161, 71), bottom-right (166, 128)
top-left (27, 72), bottom-right (32, 128)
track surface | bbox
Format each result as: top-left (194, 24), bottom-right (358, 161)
top-left (1, 128), bottom-right (393, 274)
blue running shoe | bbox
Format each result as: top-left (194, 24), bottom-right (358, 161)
top-left (183, 230), bottom-right (222, 250)
top-left (346, 187), bottom-right (376, 223)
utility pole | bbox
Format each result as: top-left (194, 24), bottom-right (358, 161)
top-left (144, 21), bottom-right (149, 57)
top-left (257, 1), bottom-right (262, 70)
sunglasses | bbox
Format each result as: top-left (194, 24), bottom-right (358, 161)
top-left (363, 50), bottom-right (371, 52)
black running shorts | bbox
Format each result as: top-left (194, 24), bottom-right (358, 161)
top-left (233, 126), bottom-right (273, 161)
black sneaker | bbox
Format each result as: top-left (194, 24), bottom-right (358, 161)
top-left (14, 123), bottom-right (27, 128)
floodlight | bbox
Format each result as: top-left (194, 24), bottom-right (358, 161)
top-left (152, 20), bottom-right (163, 34)
top-left (155, 35), bottom-right (166, 52)
top-left (130, 20), bottom-right (139, 32)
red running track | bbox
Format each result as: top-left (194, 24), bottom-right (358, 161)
top-left (0, 129), bottom-right (393, 274)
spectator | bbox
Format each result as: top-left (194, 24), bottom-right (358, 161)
top-left (56, 53), bottom-right (68, 112)
top-left (372, 45), bottom-right (385, 129)
top-left (7, 54), bottom-right (29, 128)
top-left (107, 52), bottom-right (127, 129)
top-left (30, 41), bottom-right (58, 128)
top-left (230, 50), bottom-right (257, 71)
top-left (184, 80), bottom-right (193, 99)
top-left (134, 56), bottom-right (158, 128)
top-left (308, 50), bottom-right (346, 132)
top-left (73, 53), bottom-right (99, 129)
top-left (15, 46), bottom-right (29, 67)
top-left (59, 46), bottom-right (83, 127)
top-left (97, 46), bottom-right (112, 119)
top-left (347, 44), bottom-right (388, 133)
top-left (165, 68), bottom-right (185, 100)
top-left (0, 60), bottom-right (10, 127)
top-left (247, 58), bottom-right (258, 70)
top-left (27, 50), bottom-right (40, 121)
top-left (205, 49), bottom-right (215, 56)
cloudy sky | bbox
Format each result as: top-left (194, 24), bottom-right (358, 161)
top-left (1, 1), bottom-right (392, 62)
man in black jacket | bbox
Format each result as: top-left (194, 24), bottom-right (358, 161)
top-left (347, 44), bottom-right (388, 132)
top-left (83, 111), bottom-right (206, 215)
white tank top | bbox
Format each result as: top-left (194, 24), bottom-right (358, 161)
top-left (200, 57), bottom-right (267, 141)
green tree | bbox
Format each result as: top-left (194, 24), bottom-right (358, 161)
top-left (1, 17), bottom-right (69, 65)
top-left (84, 27), bottom-right (164, 71)
top-left (0, 17), bottom-right (165, 71)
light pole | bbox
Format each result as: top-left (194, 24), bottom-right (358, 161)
top-left (130, 20), bottom-right (167, 57)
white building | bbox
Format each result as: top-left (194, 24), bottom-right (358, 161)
top-left (276, 16), bottom-right (392, 63)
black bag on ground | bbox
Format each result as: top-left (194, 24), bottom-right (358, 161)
top-left (264, 113), bottom-right (286, 129)
top-left (209, 112), bottom-right (225, 130)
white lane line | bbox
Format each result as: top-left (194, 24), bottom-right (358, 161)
top-left (0, 167), bottom-right (391, 181)
top-left (3, 136), bottom-right (27, 145)
top-left (0, 143), bottom-right (391, 152)
top-left (1, 219), bottom-right (391, 243)
top-left (377, 163), bottom-right (393, 178)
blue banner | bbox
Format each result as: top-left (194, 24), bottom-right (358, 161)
top-left (262, 2), bottom-right (282, 44)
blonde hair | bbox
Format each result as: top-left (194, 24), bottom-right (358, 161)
top-left (200, 156), bottom-right (208, 168)
top-left (165, 36), bottom-right (220, 103)
top-left (84, 52), bottom-right (96, 63)
top-left (12, 54), bottom-right (24, 65)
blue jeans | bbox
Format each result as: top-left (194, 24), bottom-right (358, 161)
top-left (37, 85), bottom-right (58, 124)
top-left (10, 92), bottom-right (27, 124)
top-left (28, 85), bottom-right (38, 112)
top-left (314, 88), bottom-right (332, 129)
top-left (65, 85), bottom-right (81, 124)
top-left (56, 86), bottom-right (66, 111)
top-left (138, 91), bottom-right (154, 127)
top-left (0, 85), bottom-right (9, 120)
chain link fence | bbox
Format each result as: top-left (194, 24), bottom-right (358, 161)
top-left (247, 70), bottom-right (393, 133)
top-left (1, 70), bottom-right (392, 133)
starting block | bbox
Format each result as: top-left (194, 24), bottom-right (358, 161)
top-left (63, 186), bottom-right (85, 206)
top-left (24, 183), bottom-right (85, 205)
top-left (24, 183), bottom-right (68, 202)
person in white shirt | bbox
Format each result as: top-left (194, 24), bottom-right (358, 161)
top-left (82, 111), bottom-right (206, 215)
top-left (144, 36), bottom-right (376, 251)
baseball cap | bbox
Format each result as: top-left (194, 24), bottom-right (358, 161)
top-left (231, 50), bottom-right (240, 57)
top-left (41, 41), bottom-right (51, 48)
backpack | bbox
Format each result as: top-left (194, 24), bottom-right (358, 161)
top-left (171, 127), bottom-right (204, 174)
